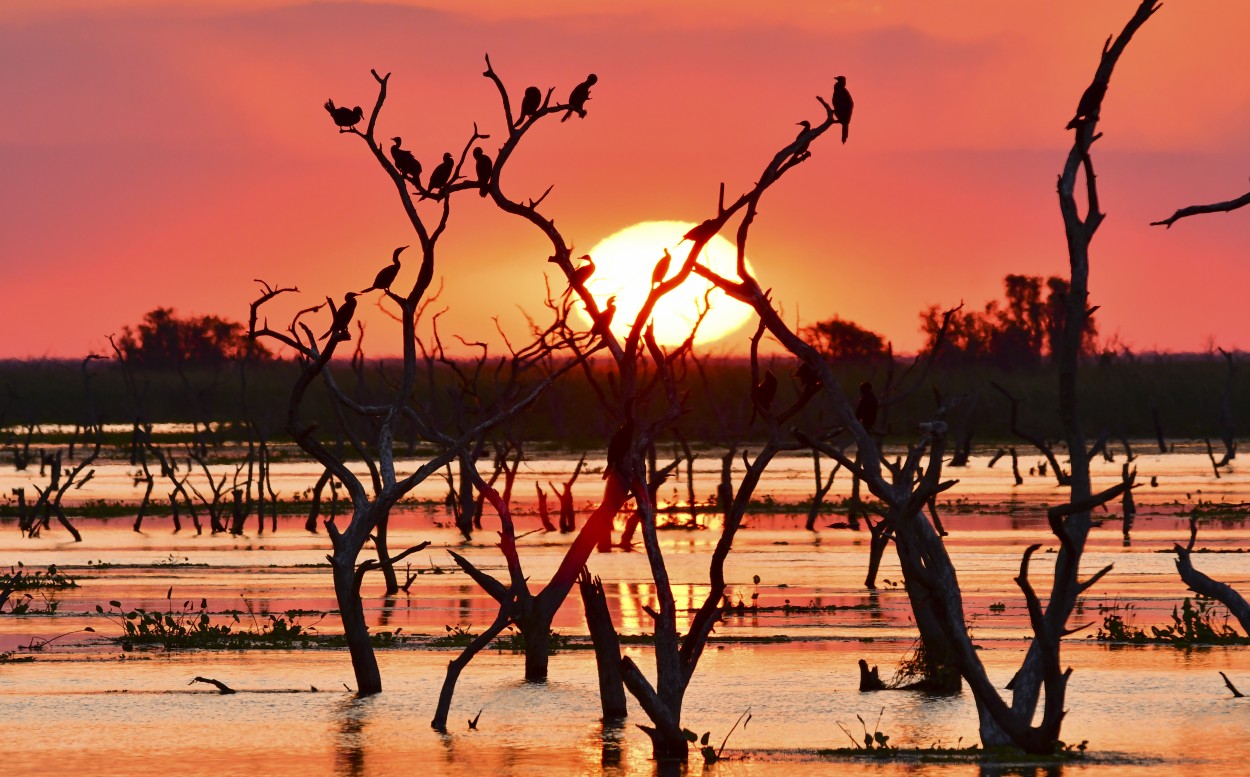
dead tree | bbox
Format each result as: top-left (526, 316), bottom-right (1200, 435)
top-left (252, 66), bottom-right (585, 696)
top-left (933, 2), bottom-right (1159, 749)
top-left (25, 356), bottom-right (104, 542)
top-left (1214, 348), bottom-right (1237, 467)
top-left (947, 392), bottom-right (979, 467)
top-left (689, 2), bottom-right (1158, 754)
top-left (620, 323), bottom-right (815, 760)
top-left (107, 336), bottom-right (200, 533)
top-left (431, 58), bottom-right (694, 709)
top-left (992, 381), bottom-right (1070, 486)
top-left (184, 445), bottom-right (240, 534)
top-left (1174, 517), bottom-right (1250, 636)
top-left (804, 447), bottom-right (839, 531)
top-left (579, 567), bottom-right (627, 719)
top-left (432, 57), bottom-right (797, 739)
top-left (1121, 462), bottom-right (1137, 544)
top-left (534, 482), bottom-right (556, 531)
top-left (551, 452), bottom-right (586, 534)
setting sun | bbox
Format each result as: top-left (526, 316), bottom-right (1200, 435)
top-left (578, 220), bottom-right (754, 347)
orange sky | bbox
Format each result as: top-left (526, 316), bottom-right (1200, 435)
top-left (2, 1), bottom-right (1249, 358)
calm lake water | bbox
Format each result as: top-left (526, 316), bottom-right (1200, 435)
top-left (1, 449), bottom-right (1247, 775)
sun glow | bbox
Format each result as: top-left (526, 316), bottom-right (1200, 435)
top-left (577, 221), bottom-right (754, 347)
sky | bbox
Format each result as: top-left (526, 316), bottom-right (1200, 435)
top-left (2, 0), bottom-right (1249, 359)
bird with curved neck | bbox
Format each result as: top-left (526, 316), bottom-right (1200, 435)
top-left (361, 246), bottom-right (407, 293)
top-left (320, 292), bottom-right (359, 341)
top-left (390, 138), bottom-right (422, 185)
top-left (570, 255), bottom-right (595, 288)
top-left (651, 248), bottom-right (671, 286)
top-left (794, 120), bottom-right (813, 158)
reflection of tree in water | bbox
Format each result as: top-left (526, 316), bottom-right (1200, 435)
top-left (598, 718), bottom-right (626, 768)
top-left (334, 696), bottom-right (373, 777)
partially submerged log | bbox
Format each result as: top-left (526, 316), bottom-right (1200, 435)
top-left (190, 676), bottom-right (236, 694)
top-left (1220, 672), bottom-right (1244, 699)
top-left (1174, 518), bottom-right (1250, 636)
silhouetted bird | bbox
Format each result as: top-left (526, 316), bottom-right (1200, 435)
top-left (749, 369), bottom-right (778, 424)
top-left (651, 249), bottom-right (671, 286)
top-left (468, 709), bottom-right (482, 730)
top-left (794, 120), bottom-right (813, 156)
top-left (832, 76), bottom-right (853, 144)
top-left (390, 138), bottom-right (422, 184)
top-left (596, 296), bottom-right (617, 334)
top-left (427, 152), bottom-right (455, 193)
top-left (855, 381), bottom-right (878, 430)
top-left (362, 246), bottom-right (406, 293)
top-left (1066, 79), bottom-right (1107, 130)
top-left (320, 292), bottom-right (358, 340)
top-left (604, 417), bottom-right (633, 479)
top-left (794, 361), bottom-right (823, 393)
top-left (518, 86), bottom-right (542, 125)
top-left (473, 147), bottom-right (493, 197)
top-left (562, 74), bottom-right (598, 122)
top-left (682, 219), bottom-right (718, 244)
top-left (571, 256), bottom-right (596, 287)
top-left (324, 100), bottom-right (362, 131)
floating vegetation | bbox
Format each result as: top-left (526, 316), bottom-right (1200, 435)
top-left (429, 624), bottom-right (478, 648)
top-left (99, 591), bottom-right (321, 650)
top-left (1094, 598), bottom-right (1248, 646)
top-left (1, 564), bottom-right (78, 590)
top-left (1179, 500), bottom-right (1250, 519)
top-left (493, 627), bottom-right (571, 654)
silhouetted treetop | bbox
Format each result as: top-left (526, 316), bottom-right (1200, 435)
top-left (801, 315), bottom-right (888, 362)
top-left (920, 273), bottom-right (1098, 368)
top-left (117, 308), bottom-right (270, 367)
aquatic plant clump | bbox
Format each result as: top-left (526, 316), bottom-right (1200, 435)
top-left (1, 564), bottom-right (78, 590)
top-left (99, 593), bottom-right (320, 650)
top-left (1094, 597), bottom-right (1247, 646)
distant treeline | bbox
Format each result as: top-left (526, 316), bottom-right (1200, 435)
top-left (0, 351), bottom-right (1242, 449)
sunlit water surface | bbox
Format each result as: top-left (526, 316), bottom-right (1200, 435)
top-left (1, 450), bottom-right (1248, 775)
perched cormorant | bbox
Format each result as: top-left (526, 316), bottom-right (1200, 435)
top-left (320, 292), bottom-right (359, 340)
top-left (682, 219), bottom-right (717, 244)
top-left (794, 361), bottom-right (823, 393)
top-left (362, 246), bottom-right (407, 293)
top-left (595, 296), bottom-right (617, 337)
top-left (562, 74), bottom-right (598, 122)
top-left (832, 76), bottom-right (853, 144)
top-left (473, 147), bottom-right (493, 197)
top-left (571, 255), bottom-right (595, 287)
top-left (517, 86), bottom-right (542, 125)
top-left (855, 380), bottom-right (878, 431)
top-left (324, 100), bottom-right (362, 131)
top-left (427, 152), bottom-right (455, 193)
top-left (1066, 79), bottom-right (1107, 130)
top-left (651, 249), bottom-right (671, 286)
top-left (604, 417), bottom-right (633, 479)
top-left (390, 138), bottom-right (422, 184)
top-left (794, 120), bottom-right (813, 156)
